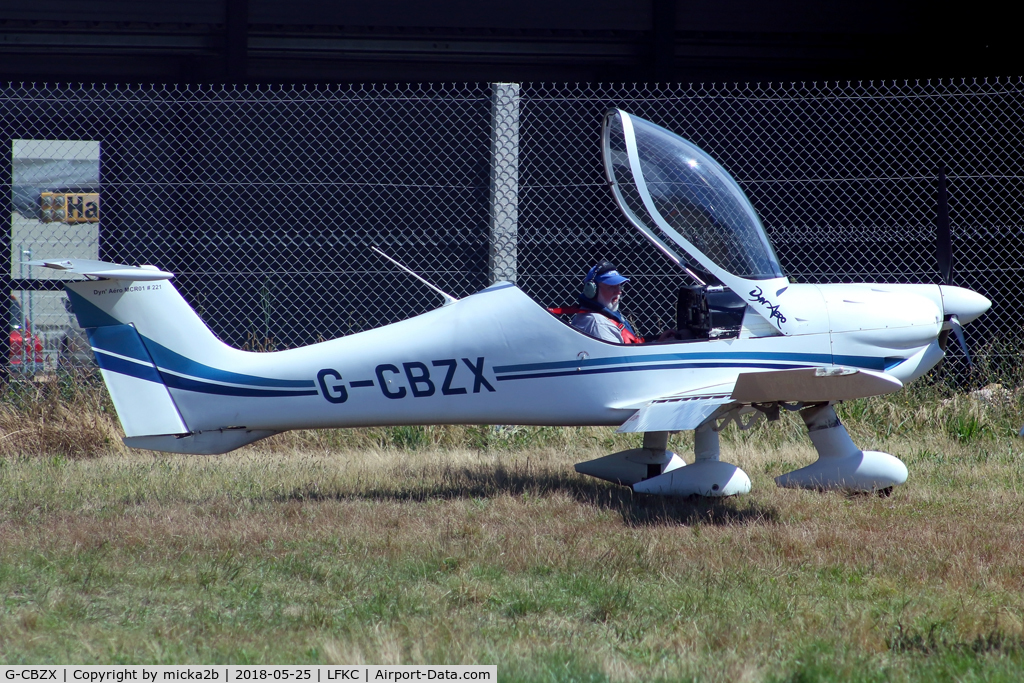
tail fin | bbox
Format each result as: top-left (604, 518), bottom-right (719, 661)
top-left (61, 262), bottom-right (229, 438)
top-left (42, 259), bottom-right (281, 453)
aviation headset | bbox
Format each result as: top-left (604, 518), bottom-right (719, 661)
top-left (582, 260), bottom-right (619, 300)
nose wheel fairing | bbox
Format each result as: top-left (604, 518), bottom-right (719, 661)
top-left (775, 405), bottom-right (908, 493)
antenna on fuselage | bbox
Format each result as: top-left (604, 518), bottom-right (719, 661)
top-left (370, 246), bottom-right (459, 307)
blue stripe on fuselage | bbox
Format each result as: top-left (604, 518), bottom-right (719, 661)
top-left (831, 355), bottom-right (901, 372)
top-left (93, 350), bottom-right (164, 384)
top-left (93, 348), bottom-right (319, 397)
top-left (86, 328), bottom-right (315, 389)
top-left (495, 351), bottom-right (898, 377)
top-left (141, 338), bottom-right (316, 389)
top-left (495, 361), bottom-right (812, 382)
top-left (493, 351), bottom-right (834, 374)
top-left (159, 372), bottom-right (319, 398)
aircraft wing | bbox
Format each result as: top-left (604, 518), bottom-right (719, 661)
top-left (616, 366), bottom-right (901, 433)
top-left (730, 366), bottom-right (902, 403)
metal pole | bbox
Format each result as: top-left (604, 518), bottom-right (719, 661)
top-left (24, 247), bottom-right (34, 373)
top-left (488, 82), bottom-right (520, 285)
top-left (19, 244), bottom-right (25, 370)
top-left (1, 137), bottom-right (11, 384)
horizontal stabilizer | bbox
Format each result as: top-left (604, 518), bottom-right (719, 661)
top-left (26, 258), bottom-right (174, 281)
top-left (123, 429), bottom-right (278, 455)
top-left (731, 366), bottom-right (902, 403)
top-left (617, 396), bottom-right (734, 433)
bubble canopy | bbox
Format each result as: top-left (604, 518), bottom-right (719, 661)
top-left (602, 110), bottom-right (784, 281)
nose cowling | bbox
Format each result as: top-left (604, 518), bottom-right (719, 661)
top-left (939, 286), bottom-right (991, 324)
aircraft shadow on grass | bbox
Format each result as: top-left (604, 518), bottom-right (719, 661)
top-left (272, 465), bottom-right (779, 528)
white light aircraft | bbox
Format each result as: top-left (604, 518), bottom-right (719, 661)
top-left (33, 110), bottom-right (991, 497)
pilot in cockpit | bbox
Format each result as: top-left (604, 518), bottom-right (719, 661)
top-left (549, 261), bottom-right (679, 344)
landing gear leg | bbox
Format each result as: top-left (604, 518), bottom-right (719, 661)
top-left (775, 404), bottom-right (908, 492)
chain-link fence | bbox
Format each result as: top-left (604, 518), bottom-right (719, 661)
top-left (3, 79), bottom-right (1022, 380)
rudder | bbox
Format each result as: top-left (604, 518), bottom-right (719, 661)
top-left (85, 324), bottom-right (188, 436)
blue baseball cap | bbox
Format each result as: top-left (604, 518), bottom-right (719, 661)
top-left (586, 264), bottom-right (629, 286)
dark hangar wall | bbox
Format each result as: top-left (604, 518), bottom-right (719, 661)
top-left (0, 0), bottom-right (1010, 83)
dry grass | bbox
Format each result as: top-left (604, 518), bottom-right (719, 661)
top-left (0, 374), bottom-right (127, 459)
top-left (2, 376), bottom-right (1024, 680)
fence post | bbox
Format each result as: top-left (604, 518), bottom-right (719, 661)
top-left (488, 82), bottom-right (519, 285)
top-left (1, 136), bottom-right (11, 384)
